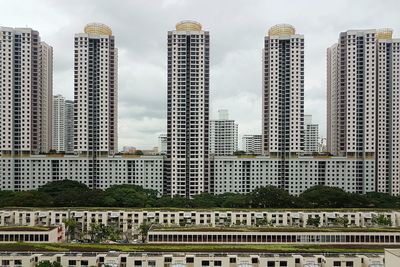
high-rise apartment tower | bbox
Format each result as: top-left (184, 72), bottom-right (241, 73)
top-left (262, 24), bottom-right (304, 157)
top-left (327, 29), bottom-right (400, 195)
top-left (0, 27), bottom-right (53, 155)
top-left (74, 23), bottom-right (118, 155)
top-left (165, 20), bottom-right (210, 197)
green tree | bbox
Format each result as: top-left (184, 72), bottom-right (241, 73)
top-left (63, 218), bottom-right (78, 242)
top-left (192, 193), bottom-right (219, 208)
top-left (156, 195), bottom-right (193, 208)
top-left (298, 186), bottom-right (352, 208)
top-left (333, 216), bottom-right (349, 227)
top-left (371, 214), bottom-right (392, 227)
top-left (218, 193), bottom-right (249, 208)
top-left (249, 186), bottom-right (294, 208)
top-left (7, 191), bottom-right (52, 207)
top-left (36, 261), bottom-right (62, 267)
top-left (102, 185), bottom-right (158, 207)
top-left (365, 192), bottom-right (400, 208)
top-left (88, 223), bottom-right (121, 242)
top-left (138, 222), bottom-right (152, 243)
top-left (255, 218), bottom-right (271, 227)
top-left (38, 180), bottom-right (91, 206)
top-left (306, 216), bottom-right (321, 227)
top-left (134, 150), bottom-right (144, 155)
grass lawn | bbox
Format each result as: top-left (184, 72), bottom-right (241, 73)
top-left (0, 243), bottom-right (398, 253)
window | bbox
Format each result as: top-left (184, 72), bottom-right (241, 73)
top-left (186, 258), bottom-right (194, 263)
top-left (267, 261), bottom-right (275, 267)
top-left (333, 261), bottom-right (341, 267)
top-left (214, 261), bottom-right (222, 266)
top-left (201, 261), bottom-right (209, 266)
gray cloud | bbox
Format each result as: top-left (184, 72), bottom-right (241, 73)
top-left (3, 0), bottom-right (400, 149)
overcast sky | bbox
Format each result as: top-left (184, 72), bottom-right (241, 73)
top-left (3, 0), bottom-right (400, 149)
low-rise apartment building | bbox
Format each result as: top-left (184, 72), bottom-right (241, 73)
top-left (0, 252), bottom-right (385, 267)
top-left (0, 154), bottom-right (375, 196)
top-left (0, 210), bottom-right (398, 234)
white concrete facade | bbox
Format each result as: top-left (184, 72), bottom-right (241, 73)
top-left (327, 29), bottom-right (400, 195)
top-left (0, 155), bottom-right (163, 193)
top-left (158, 134), bottom-right (167, 154)
top-left (262, 24), bottom-right (304, 157)
top-left (242, 135), bottom-right (262, 155)
top-left (304, 115), bottom-right (319, 154)
top-left (213, 156), bottom-right (375, 195)
top-left (0, 27), bottom-right (53, 155)
top-left (210, 110), bottom-right (238, 156)
top-left (0, 154), bottom-right (374, 195)
top-left (52, 95), bottom-right (66, 152)
top-left (166, 21), bottom-right (210, 197)
top-left (0, 209), bottom-right (398, 230)
top-left (0, 252), bottom-right (385, 267)
top-left (74, 23), bottom-right (118, 155)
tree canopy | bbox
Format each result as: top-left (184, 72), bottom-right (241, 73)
top-left (1, 180), bottom-right (400, 209)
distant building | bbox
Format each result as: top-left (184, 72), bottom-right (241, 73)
top-left (52, 95), bottom-right (66, 152)
top-left (52, 96), bottom-right (74, 153)
top-left (210, 110), bottom-right (238, 156)
top-left (304, 115), bottom-right (319, 154)
top-left (65, 100), bottom-right (74, 153)
top-left (122, 146), bottom-right (136, 153)
top-left (242, 135), bottom-right (262, 155)
top-left (158, 134), bottom-right (167, 154)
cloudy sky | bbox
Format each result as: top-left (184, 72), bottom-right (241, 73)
top-left (3, 0), bottom-right (400, 149)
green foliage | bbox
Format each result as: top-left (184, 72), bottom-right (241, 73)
top-left (88, 223), bottom-right (121, 242)
top-left (63, 218), bottom-right (78, 242)
top-left (134, 150), bottom-right (144, 155)
top-left (2, 180), bottom-right (400, 209)
top-left (249, 186), bottom-right (294, 208)
top-left (306, 216), bottom-right (321, 227)
top-left (371, 214), bottom-right (392, 227)
top-left (298, 186), bottom-right (353, 208)
top-left (38, 180), bottom-right (94, 206)
top-left (138, 222), bottom-right (152, 242)
top-left (103, 185), bottom-right (158, 207)
top-left (233, 150), bottom-right (247, 156)
top-left (36, 261), bottom-right (62, 267)
top-left (333, 216), bottom-right (349, 227)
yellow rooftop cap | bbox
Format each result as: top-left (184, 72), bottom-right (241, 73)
top-left (176, 20), bottom-right (202, 31)
top-left (268, 24), bottom-right (296, 36)
top-left (84, 23), bottom-right (112, 36)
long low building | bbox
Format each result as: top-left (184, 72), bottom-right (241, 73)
top-left (0, 154), bottom-right (164, 193)
top-left (0, 210), bottom-right (399, 233)
top-left (0, 226), bottom-right (64, 243)
top-left (148, 228), bottom-right (400, 245)
top-left (0, 154), bottom-right (375, 196)
top-left (0, 251), bottom-right (386, 267)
